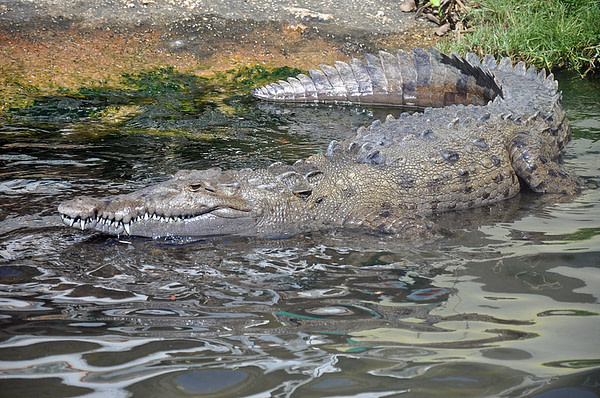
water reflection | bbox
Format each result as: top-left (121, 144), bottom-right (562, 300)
top-left (0, 73), bottom-right (599, 397)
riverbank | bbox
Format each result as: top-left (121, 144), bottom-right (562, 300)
top-left (2, 0), bottom-right (597, 117)
top-left (0, 0), bottom-right (439, 114)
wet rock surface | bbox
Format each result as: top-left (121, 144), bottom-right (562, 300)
top-left (1, 0), bottom-right (434, 34)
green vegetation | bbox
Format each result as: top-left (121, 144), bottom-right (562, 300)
top-left (219, 65), bottom-right (305, 90)
top-left (121, 67), bottom-right (200, 95)
top-left (438, 0), bottom-right (600, 75)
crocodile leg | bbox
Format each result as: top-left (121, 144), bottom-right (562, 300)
top-left (509, 132), bottom-right (583, 195)
top-left (353, 210), bottom-right (438, 239)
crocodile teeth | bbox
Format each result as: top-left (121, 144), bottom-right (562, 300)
top-left (61, 211), bottom-right (199, 235)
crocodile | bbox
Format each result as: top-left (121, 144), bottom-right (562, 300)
top-left (58, 47), bottom-right (583, 238)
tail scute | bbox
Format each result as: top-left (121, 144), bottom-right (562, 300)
top-left (252, 48), bottom-right (510, 107)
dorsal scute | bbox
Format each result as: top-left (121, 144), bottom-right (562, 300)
top-left (252, 47), bottom-right (505, 108)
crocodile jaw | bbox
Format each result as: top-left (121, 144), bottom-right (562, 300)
top-left (58, 169), bottom-right (259, 238)
top-left (58, 206), bottom-right (256, 238)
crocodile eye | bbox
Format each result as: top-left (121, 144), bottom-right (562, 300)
top-left (188, 182), bottom-right (215, 192)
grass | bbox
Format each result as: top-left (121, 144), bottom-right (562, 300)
top-left (439, 0), bottom-right (600, 75)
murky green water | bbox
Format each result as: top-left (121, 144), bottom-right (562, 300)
top-left (0, 72), bottom-right (599, 397)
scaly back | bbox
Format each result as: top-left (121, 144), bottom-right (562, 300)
top-left (251, 47), bottom-right (502, 107)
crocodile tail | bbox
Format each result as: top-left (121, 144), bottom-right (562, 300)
top-left (251, 47), bottom-right (504, 107)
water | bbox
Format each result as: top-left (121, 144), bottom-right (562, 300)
top-left (0, 72), bottom-right (599, 397)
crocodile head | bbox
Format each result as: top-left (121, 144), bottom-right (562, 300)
top-left (58, 168), bottom-right (265, 238)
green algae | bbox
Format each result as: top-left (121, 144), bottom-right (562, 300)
top-left (222, 65), bottom-right (305, 90)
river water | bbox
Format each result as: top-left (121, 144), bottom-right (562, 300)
top-left (0, 71), bottom-right (599, 397)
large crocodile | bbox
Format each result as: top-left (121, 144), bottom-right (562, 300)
top-left (58, 47), bottom-right (582, 238)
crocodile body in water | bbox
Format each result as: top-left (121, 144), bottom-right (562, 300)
top-left (58, 47), bottom-right (582, 238)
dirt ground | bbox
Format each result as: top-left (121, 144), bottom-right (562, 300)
top-left (0, 0), bottom-right (441, 109)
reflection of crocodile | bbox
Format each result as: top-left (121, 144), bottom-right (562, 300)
top-left (59, 47), bottom-right (582, 238)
